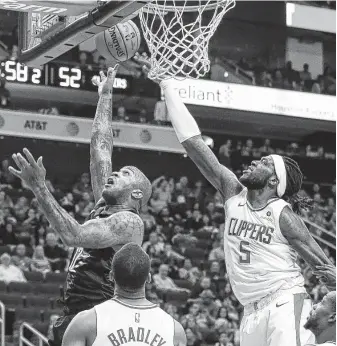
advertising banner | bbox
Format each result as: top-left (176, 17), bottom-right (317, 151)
top-left (0, 110), bottom-right (185, 154)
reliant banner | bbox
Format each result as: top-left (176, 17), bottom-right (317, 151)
top-left (173, 79), bottom-right (336, 122)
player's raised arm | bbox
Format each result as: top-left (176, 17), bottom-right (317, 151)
top-left (162, 80), bottom-right (242, 201)
top-left (90, 65), bottom-right (119, 203)
top-left (62, 309), bottom-right (96, 346)
top-left (135, 54), bottom-right (242, 202)
top-left (280, 207), bottom-right (335, 289)
top-left (8, 149), bottom-right (144, 249)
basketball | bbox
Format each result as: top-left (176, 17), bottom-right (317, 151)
top-left (95, 20), bottom-right (141, 62)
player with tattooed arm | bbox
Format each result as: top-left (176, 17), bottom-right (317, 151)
top-left (9, 65), bottom-right (152, 346)
top-left (135, 54), bottom-right (335, 346)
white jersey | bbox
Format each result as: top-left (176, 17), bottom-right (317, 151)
top-left (305, 343), bottom-right (336, 346)
top-left (223, 188), bottom-right (305, 306)
top-left (93, 298), bottom-right (175, 346)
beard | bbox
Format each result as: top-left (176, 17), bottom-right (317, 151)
top-left (239, 172), bottom-right (269, 190)
top-left (303, 314), bottom-right (317, 331)
top-left (102, 184), bottom-right (132, 205)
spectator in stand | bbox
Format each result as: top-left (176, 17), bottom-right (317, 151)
top-left (259, 139), bottom-right (274, 155)
top-left (153, 264), bottom-right (189, 293)
top-left (142, 232), bottom-right (165, 257)
top-left (97, 55), bottom-right (107, 71)
top-left (154, 99), bottom-right (169, 124)
top-left (209, 240), bottom-right (225, 263)
top-left (1, 159), bottom-right (17, 186)
top-left (113, 105), bottom-right (129, 122)
top-left (74, 191), bottom-right (94, 222)
top-left (241, 139), bottom-right (254, 157)
top-left (11, 244), bottom-right (31, 272)
top-left (0, 190), bottom-right (13, 209)
top-left (13, 196), bottom-right (29, 222)
top-left (0, 77), bottom-right (10, 108)
top-left (140, 204), bottom-right (156, 232)
top-left (31, 245), bottom-right (51, 277)
top-left (0, 253), bottom-right (27, 284)
top-left (251, 57), bottom-right (266, 85)
top-left (72, 173), bottom-right (91, 200)
top-left (272, 69), bottom-right (285, 89)
top-left (283, 61), bottom-right (300, 89)
top-left (22, 208), bottom-right (39, 232)
top-left (77, 51), bottom-right (92, 71)
top-left (300, 63), bottom-right (312, 82)
top-left (0, 222), bottom-right (18, 246)
top-left (218, 140), bottom-right (232, 168)
top-left (44, 233), bottom-right (68, 272)
top-left (186, 328), bottom-right (201, 346)
top-left (215, 333), bottom-right (231, 346)
top-left (152, 176), bottom-right (172, 206)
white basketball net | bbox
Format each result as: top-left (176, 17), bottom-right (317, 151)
top-left (139, 0), bottom-right (235, 80)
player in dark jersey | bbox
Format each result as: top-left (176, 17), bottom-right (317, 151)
top-left (8, 65), bottom-right (152, 345)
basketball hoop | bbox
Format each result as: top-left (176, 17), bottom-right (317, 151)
top-left (138, 0), bottom-right (235, 80)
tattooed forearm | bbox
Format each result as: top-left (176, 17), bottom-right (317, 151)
top-left (90, 95), bottom-right (114, 202)
top-left (183, 135), bottom-right (242, 200)
top-left (32, 184), bottom-right (82, 245)
top-left (32, 184), bottom-right (144, 248)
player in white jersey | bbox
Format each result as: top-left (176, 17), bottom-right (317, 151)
top-left (134, 55), bottom-right (335, 346)
top-left (62, 243), bottom-right (186, 346)
top-left (303, 291), bottom-right (336, 346)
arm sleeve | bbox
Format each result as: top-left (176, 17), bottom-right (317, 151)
top-left (160, 80), bottom-right (201, 143)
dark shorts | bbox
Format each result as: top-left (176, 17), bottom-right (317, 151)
top-left (48, 315), bottom-right (76, 346)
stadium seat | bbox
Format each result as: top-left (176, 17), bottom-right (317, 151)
top-left (173, 279), bottom-right (194, 290)
top-left (24, 271), bottom-right (44, 283)
top-left (194, 230), bottom-right (211, 239)
top-left (15, 307), bottom-right (44, 322)
top-left (0, 246), bottom-right (11, 255)
top-left (196, 239), bottom-right (211, 250)
top-left (184, 247), bottom-right (206, 261)
top-left (31, 321), bottom-right (50, 336)
top-left (165, 290), bottom-right (189, 305)
top-left (34, 283), bottom-right (62, 297)
top-left (0, 293), bottom-right (24, 308)
top-left (26, 296), bottom-right (53, 308)
top-left (8, 282), bottom-right (33, 294)
top-left (0, 281), bottom-right (7, 293)
top-left (45, 272), bottom-right (67, 284)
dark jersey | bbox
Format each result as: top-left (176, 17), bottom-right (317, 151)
top-left (62, 202), bottom-right (137, 315)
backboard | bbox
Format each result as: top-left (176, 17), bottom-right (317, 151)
top-left (0, 0), bottom-right (151, 67)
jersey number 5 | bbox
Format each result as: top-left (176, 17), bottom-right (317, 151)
top-left (239, 241), bottom-right (251, 264)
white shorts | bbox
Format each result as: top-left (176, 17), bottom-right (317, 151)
top-left (240, 291), bottom-right (315, 346)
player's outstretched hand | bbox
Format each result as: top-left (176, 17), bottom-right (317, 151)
top-left (134, 52), bottom-right (161, 84)
top-left (313, 264), bottom-right (336, 290)
top-left (92, 64), bottom-right (119, 97)
top-left (9, 148), bottom-right (46, 192)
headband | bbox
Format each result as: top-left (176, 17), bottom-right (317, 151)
top-left (271, 155), bottom-right (287, 198)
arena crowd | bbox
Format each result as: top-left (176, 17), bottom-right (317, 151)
top-left (0, 152), bottom-right (335, 345)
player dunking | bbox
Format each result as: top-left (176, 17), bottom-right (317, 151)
top-left (8, 65), bottom-right (152, 345)
top-left (135, 54), bottom-right (336, 346)
top-left (62, 243), bottom-right (187, 346)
